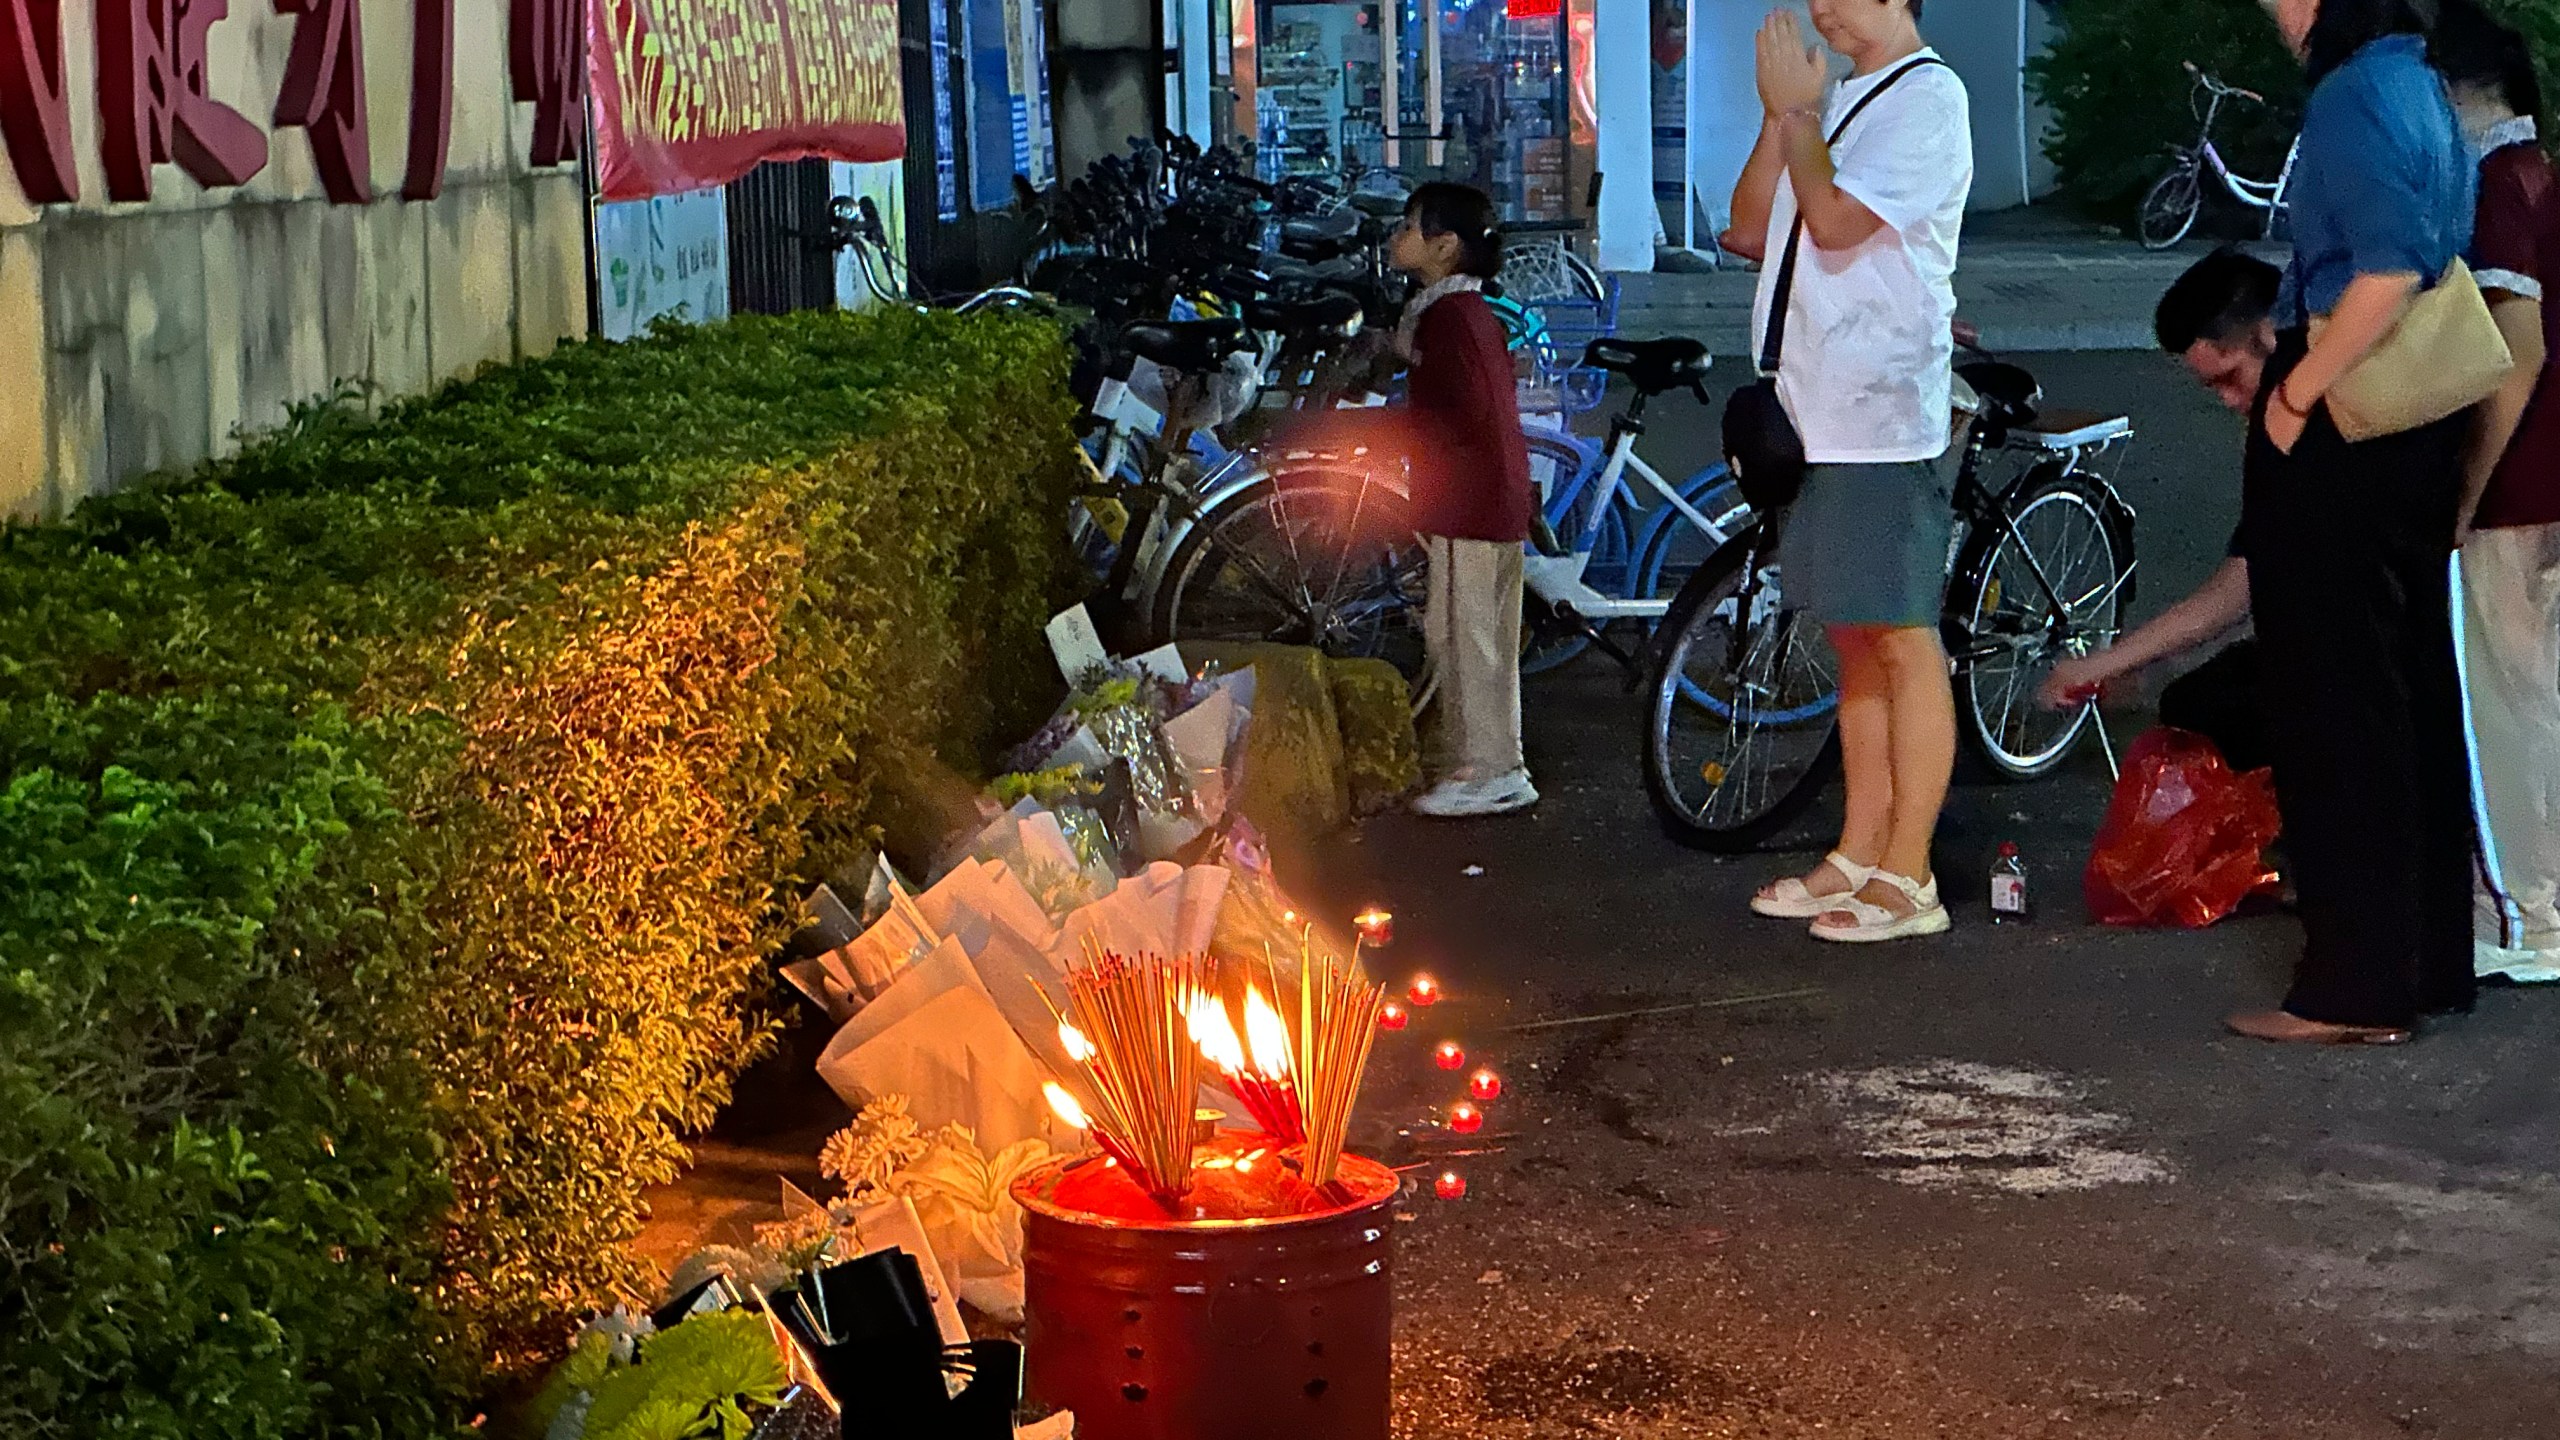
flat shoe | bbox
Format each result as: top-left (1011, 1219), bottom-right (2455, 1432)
top-left (1752, 851), bottom-right (1876, 919)
top-left (2224, 1008), bottom-right (2412, 1046)
top-left (1809, 870), bottom-right (1951, 944)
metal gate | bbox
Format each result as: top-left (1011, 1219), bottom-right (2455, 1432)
top-left (726, 160), bottom-right (838, 316)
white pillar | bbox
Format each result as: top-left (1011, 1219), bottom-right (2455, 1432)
top-left (1384, 0), bottom-right (1403, 168)
top-left (1181, 0), bottom-right (1216, 144)
top-left (1592, 0), bottom-right (1654, 272)
top-left (1425, 1), bottom-right (1444, 167)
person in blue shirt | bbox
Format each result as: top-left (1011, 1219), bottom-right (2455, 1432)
top-left (2227, 0), bottom-right (2479, 1045)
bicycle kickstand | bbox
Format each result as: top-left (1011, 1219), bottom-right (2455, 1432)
top-left (1539, 599), bottom-right (1646, 688)
top-left (2083, 698), bottom-right (2122, 784)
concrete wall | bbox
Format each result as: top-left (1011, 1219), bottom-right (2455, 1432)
top-left (1636, 0), bottom-right (2043, 253)
top-left (1928, 0), bottom-right (2035, 210)
top-left (0, 0), bottom-right (589, 518)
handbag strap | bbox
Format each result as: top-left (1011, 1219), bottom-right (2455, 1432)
top-left (1758, 55), bottom-right (1950, 376)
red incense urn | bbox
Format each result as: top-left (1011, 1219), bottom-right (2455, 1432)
top-left (1013, 1134), bottom-right (1399, 1440)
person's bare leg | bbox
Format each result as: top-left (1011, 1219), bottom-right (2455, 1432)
top-left (1758, 625), bottom-right (1891, 904)
top-left (1844, 624), bottom-right (1956, 917)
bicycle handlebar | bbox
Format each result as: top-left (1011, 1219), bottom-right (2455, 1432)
top-left (2184, 61), bottom-right (2264, 104)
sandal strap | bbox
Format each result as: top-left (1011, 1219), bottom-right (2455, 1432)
top-left (1870, 869), bottom-right (1939, 905)
top-left (1819, 852), bottom-right (1876, 888)
top-left (1813, 894), bottom-right (1903, 928)
top-left (1814, 871), bottom-right (1943, 930)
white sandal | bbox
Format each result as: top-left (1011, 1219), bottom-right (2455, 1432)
top-left (1809, 870), bottom-right (1952, 944)
top-left (1751, 852), bottom-right (1877, 919)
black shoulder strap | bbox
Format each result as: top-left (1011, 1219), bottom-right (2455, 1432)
top-left (1758, 56), bottom-right (1950, 376)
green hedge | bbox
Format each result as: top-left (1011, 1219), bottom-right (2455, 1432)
top-left (2028, 0), bottom-right (2305, 220)
top-left (2029, 0), bottom-right (2560, 222)
top-left (0, 310), bottom-right (1079, 1436)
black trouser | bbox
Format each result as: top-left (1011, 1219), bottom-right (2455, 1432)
top-left (2159, 640), bottom-right (2269, 775)
top-left (2244, 335), bottom-right (2475, 1028)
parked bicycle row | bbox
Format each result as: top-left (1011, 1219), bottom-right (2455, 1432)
top-left (836, 117), bottom-right (2140, 849)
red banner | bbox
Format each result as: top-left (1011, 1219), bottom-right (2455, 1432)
top-left (588, 0), bottom-right (905, 201)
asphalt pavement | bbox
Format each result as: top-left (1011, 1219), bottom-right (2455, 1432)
top-left (1283, 350), bottom-right (2560, 1439)
top-left (1616, 207), bottom-right (2288, 357)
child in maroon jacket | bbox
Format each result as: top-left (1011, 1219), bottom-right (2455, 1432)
top-left (1391, 184), bottom-right (1538, 817)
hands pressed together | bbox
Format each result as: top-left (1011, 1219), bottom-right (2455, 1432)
top-left (1754, 11), bottom-right (1830, 118)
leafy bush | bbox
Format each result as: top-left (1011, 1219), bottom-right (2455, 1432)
top-left (2029, 0), bottom-right (2304, 221)
top-left (0, 310), bottom-right (1079, 1436)
top-left (2031, 0), bottom-right (2560, 223)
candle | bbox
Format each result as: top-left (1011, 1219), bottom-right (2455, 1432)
top-left (1434, 1041), bottom-right (1465, 1072)
top-left (1434, 1170), bottom-right (1468, 1201)
top-left (1447, 1102), bottom-right (1483, 1136)
top-left (1354, 909), bottom-right (1394, 947)
top-left (1469, 1069), bottom-right (1503, 1102)
top-left (1408, 974), bottom-right (1441, 1007)
top-left (1378, 1002), bottom-right (1409, 1032)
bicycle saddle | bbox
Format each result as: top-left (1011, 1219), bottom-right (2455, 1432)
top-left (1280, 230), bottom-right (1358, 264)
top-left (1262, 252), bottom-right (1368, 286)
top-left (1582, 337), bottom-right (1712, 395)
top-left (1287, 209), bottom-right (1363, 242)
top-left (1118, 318), bottom-right (1251, 373)
top-left (1244, 293), bottom-right (1363, 339)
top-left (1957, 360), bottom-right (2042, 430)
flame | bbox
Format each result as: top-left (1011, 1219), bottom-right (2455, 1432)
top-left (1241, 984), bottom-right (1294, 1080)
top-left (1059, 1022), bottom-right (1096, 1064)
top-left (1043, 1082), bottom-right (1091, 1131)
top-left (1187, 993), bottom-right (1248, 1074)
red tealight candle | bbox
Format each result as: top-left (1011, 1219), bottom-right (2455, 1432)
top-left (1378, 1002), bottom-right (1409, 1032)
top-left (1447, 1102), bottom-right (1484, 1135)
top-left (1435, 1170), bottom-right (1468, 1201)
top-left (1434, 1040), bottom-right (1466, 1071)
top-left (1355, 909), bottom-right (1394, 947)
top-left (1408, 974), bottom-right (1441, 1008)
top-left (1469, 1069), bottom-right (1503, 1103)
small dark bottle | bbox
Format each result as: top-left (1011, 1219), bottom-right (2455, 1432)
top-left (1990, 842), bottom-right (2030, 924)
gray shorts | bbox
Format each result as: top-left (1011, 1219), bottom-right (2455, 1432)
top-left (1779, 457), bottom-right (1956, 629)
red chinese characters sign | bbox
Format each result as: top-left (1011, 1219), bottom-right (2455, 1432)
top-left (0, 0), bottom-right (579, 205)
top-left (587, 0), bottom-right (904, 202)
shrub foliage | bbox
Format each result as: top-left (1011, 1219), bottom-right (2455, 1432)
top-left (0, 310), bottom-right (1078, 1436)
top-left (2031, 0), bottom-right (2560, 223)
top-left (2028, 0), bottom-right (2305, 220)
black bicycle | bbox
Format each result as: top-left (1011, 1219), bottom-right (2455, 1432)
top-left (1640, 337), bottom-right (2139, 850)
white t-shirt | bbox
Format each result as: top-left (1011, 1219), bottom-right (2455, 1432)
top-left (1748, 51), bottom-right (1973, 465)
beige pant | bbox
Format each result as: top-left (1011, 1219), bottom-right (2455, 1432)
top-left (1421, 536), bottom-right (1525, 782)
top-left (2460, 522), bottom-right (2560, 954)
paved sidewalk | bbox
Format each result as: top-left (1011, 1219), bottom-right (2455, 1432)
top-left (1607, 205), bottom-right (2286, 356)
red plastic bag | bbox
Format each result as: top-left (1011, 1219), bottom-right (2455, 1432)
top-left (2084, 727), bottom-right (2284, 928)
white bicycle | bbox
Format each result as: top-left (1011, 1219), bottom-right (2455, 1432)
top-left (2138, 62), bottom-right (2299, 251)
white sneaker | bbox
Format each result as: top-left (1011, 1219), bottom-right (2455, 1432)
top-left (1410, 769), bottom-right (1539, 818)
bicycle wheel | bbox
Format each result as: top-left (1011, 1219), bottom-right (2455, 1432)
top-left (2137, 165), bottom-right (2203, 250)
top-left (1153, 468), bottom-right (1430, 683)
top-left (1501, 241), bottom-right (1604, 303)
top-left (1520, 433), bottom-right (1628, 675)
top-left (1642, 533), bottom-right (1844, 850)
top-left (1949, 472), bottom-right (2130, 779)
top-left (1633, 465), bottom-right (1750, 611)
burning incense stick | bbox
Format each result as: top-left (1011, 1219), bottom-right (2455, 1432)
top-left (1053, 947), bottom-right (1205, 1206)
top-left (1292, 931), bottom-right (1386, 1186)
top-left (1189, 987), bottom-right (1305, 1143)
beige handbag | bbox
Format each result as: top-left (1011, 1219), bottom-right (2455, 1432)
top-left (2308, 258), bottom-right (2514, 442)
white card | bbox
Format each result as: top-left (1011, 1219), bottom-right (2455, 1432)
top-left (1045, 605), bottom-right (1109, 684)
